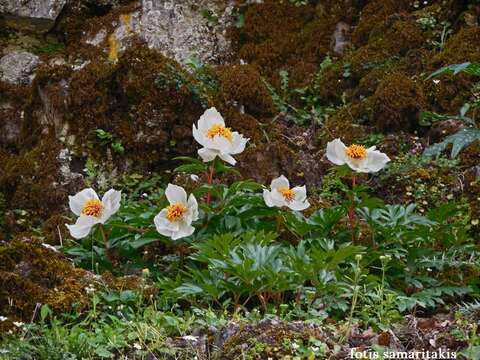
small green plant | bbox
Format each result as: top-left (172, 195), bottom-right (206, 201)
top-left (94, 129), bottom-right (125, 154)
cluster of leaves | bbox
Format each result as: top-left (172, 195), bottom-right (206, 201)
top-left (424, 62), bottom-right (480, 158)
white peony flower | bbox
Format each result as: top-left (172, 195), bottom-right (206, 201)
top-left (66, 188), bottom-right (121, 239)
top-left (326, 138), bottom-right (390, 173)
top-left (263, 175), bottom-right (310, 211)
top-left (154, 184), bottom-right (199, 240)
top-left (193, 107), bottom-right (249, 165)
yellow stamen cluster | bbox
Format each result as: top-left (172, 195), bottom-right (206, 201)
top-left (166, 203), bottom-right (187, 222)
top-left (345, 144), bottom-right (367, 160)
top-left (82, 199), bottom-right (104, 218)
top-left (207, 124), bottom-right (233, 142)
top-left (278, 187), bottom-right (296, 202)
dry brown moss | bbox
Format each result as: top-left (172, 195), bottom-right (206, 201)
top-left (351, 0), bottom-right (411, 46)
top-left (216, 64), bottom-right (274, 117)
top-left (0, 136), bottom-right (65, 221)
top-left (372, 72), bottom-right (426, 132)
top-left (320, 101), bottom-right (370, 145)
top-left (430, 27), bottom-right (480, 69)
top-left (0, 240), bottom-right (88, 328)
top-left (230, 0), bottom-right (342, 88)
top-left (34, 43), bottom-right (211, 170)
top-left (220, 319), bottom-right (331, 360)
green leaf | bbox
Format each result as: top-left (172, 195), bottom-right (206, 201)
top-left (40, 304), bottom-right (51, 322)
top-left (423, 128), bottom-right (480, 158)
top-left (427, 62), bottom-right (480, 79)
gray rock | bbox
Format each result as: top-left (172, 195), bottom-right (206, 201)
top-left (0, 0), bottom-right (66, 33)
top-left (0, 51), bottom-right (40, 84)
top-left (86, 0), bottom-right (233, 64)
top-left (331, 21), bottom-right (351, 56)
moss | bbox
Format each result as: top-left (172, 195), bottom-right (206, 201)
top-left (216, 64), bottom-right (275, 117)
top-left (425, 27), bottom-right (480, 113)
top-left (430, 27), bottom-right (480, 69)
top-left (0, 136), bottom-right (65, 225)
top-left (0, 81), bottom-right (32, 151)
top-left (0, 240), bottom-right (89, 328)
top-left (459, 140), bottom-right (480, 168)
top-left (35, 43), bottom-right (209, 171)
top-left (230, 0), bottom-right (343, 89)
top-left (41, 213), bottom-right (70, 245)
top-left (372, 72), bottom-right (426, 132)
top-left (351, 0), bottom-right (411, 47)
top-left (315, 62), bottom-right (352, 104)
top-left (320, 101), bottom-right (371, 145)
top-left (348, 17), bottom-right (424, 79)
top-left (220, 319), bottom-right (330, 359)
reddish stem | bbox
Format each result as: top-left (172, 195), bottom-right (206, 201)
top-left (206, 166), bottom-right (214, 205)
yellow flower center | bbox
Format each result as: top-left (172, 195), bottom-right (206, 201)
top-left (81, 199), bottom-right (104, 218)
top-left (345, 144), bottom-right (367, 160)
top-left (207, 124), bottom-right (233, 142)
top-left (278, 187), bottom-right (296, 202)
top-left (166, 203), bottom-right (188, 222)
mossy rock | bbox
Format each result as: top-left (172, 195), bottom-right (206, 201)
top-left (372, 72), bottom-right (426, 132)
top-left (0, 239), bottom-right (89, 331)
top-left (0, 136), bottom-right (65, 223)
top-left (231, 0), bottom-right (337, 88)
top-left (216, 318), bottom-right (332, 360)
top-left (320, 100), bottom-right (371, 145)
top-left (351, 0), bottom-right (412, 47)
top-left (216, 64), bottom-right (275, 117)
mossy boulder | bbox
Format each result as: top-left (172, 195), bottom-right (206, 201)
top-left (372, 72), bottom-right (426, 132)
top-left (0, 239), bottom-right (89, 332)
top-left (215, 318), bottom-right (333, 359)
top-left (216, 64), bottom-right (274, 117)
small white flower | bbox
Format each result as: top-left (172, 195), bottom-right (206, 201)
top-left (190, 174), bottom-right (200, 182)
top-left (154, 184), bottom-right (199, 240)
top-left (193, 107), bottom-right (249, 165)
top-left (65, 188), bottom-right (121, 239)
top-left (41, 243), bottom-right (58, 252)
top-left (13, 321), bottom-right (24, 328)
top-left (133, 343), bottom-right (142, 350)
top-left (182, 335), bottom-right (199, 342)
top-left (326, 138), bottom-right (390, 173)
top-left (263, 175), bottom-right (310, 211)
top-left (0, 316), bottom-right (7, 322)
top-left (291, 342), bottom-right (300, 350)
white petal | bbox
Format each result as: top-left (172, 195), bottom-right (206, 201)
top-left (188, 194), bottom-right (199, 221)
top-left (66, 216), bottom-right (99, 239)
top-left (213, 136), bottom-right (232, 152)
top-left (365, 149), bottom-right (390, 172)
top-left (165, 184), bottom-right (188, 205)
top-left (171, 222), bottom-right (195, 240)
top-left (193, 125), bottom-right (208, 147)
top-left (69, 188), bottom-right (99, 216)
top-left (326, 139), bottom-right (347, 165)
top-left (230, 133), bottom-right (249, 154)
top-left (292, 186), bottom-right (307, 202)
top-left (288, 200), bottom-right (310, 211)
top-left (100, 189), bottom-right (121, 223)
top-left (345, 156), bottom-right (368, 173)
top-left (263, 189), bottom-right (276, 207)
top-left (219, 153), bottom-right (237, 165)
top-left (270, 189), bottom-right (288, 207)
top-left (154, 211), bottom-right (175, 237)
top-left (271, 175), bottom-right (290, 190)
top-left (198, 107), bottom-right (225, 133)
top-left (198, 147), bottom-right (218, 163)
